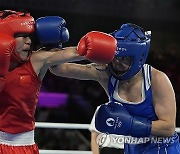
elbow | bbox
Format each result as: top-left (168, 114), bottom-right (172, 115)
top-left (167, 126), bottom-right (175, 137)
top-left (165, 124), bottom-right (175, 137)
top-left (152, 120), bottom-right (176, 137)
top-left (49, 65), bottom-right (58, 75)
top-left (45, 58), bottom-right (55, 66)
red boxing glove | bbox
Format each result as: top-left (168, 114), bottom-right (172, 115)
top-left (0, 34), bottom-right (15, 91)
top-left (77, 31), bottom-right (117, 64)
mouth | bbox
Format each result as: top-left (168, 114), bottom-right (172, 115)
top-left (22, 49), bottom-right (30, 52)
top-left (113, 63), bottom-right (129, 71)
top-left (112, 63), bottom-right (131, 76)
top-left (113, 69), bottom-right (127, 75)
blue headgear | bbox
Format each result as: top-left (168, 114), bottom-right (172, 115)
top-left (109, 23), bottom-right (151, 80)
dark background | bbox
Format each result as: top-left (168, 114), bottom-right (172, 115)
top-left (1, 0), bottom-right (180, 151)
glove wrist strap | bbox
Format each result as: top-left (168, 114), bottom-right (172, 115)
top-left (130, 116), bottom-right (152, 137)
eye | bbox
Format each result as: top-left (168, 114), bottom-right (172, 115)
top-left (122, 57), bottom-right (129, 60)
top-left (14, 33), bottom-right (30, 38)
top-left (122, 57), bottom-right (126, 60)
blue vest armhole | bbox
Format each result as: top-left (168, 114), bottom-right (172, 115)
top-left (107, 75), bottom-right (113, 96)
top-left (149, 65), bottom-right (152, 81)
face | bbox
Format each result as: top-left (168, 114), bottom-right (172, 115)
top-left (14, 34), bottom-right (32, 61)
top-left (111, 56), bottom-right (131, 75)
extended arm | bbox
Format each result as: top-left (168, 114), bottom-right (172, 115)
top-left (49, 31), bottom-right (117, 81)
top-left (31, 47), bottom-right (84, 66)
top-left (31, 16), bottom-right (85, 76)
top-left (50, 62), bottom-right (107, 81)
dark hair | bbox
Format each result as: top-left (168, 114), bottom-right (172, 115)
top-left (0, 10), bottom-right (15, 19)
top-left (0, 10), bottom-right (29, 19)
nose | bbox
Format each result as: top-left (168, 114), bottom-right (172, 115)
top-left (114, 58), bottom-right (120, 63)
top-left (25, 36), bottom-right (32, 45)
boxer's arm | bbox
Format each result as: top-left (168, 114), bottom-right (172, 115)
top-left (90, 106), bottom-right (101, 154)
top-left (91, 131), bottom-right (100, 154)
top-left (30, 47), bottom-right (85, 75)
top-left (50, 62), bottom-right (108, 81)
top-left (45, 47), bottom-right (85, 65)
top-left (151, 68), bottom-right (176, 137)
top-left (45, 31), bottom-right (116, 66)
top-left (31, 16), bottom-right (74, 76)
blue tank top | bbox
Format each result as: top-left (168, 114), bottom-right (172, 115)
top-left (108, 64), bottom-right (158, 121)
top-left (108, 64), bottom-right (179, 146)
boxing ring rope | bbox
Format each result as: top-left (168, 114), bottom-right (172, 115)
top-left (39, 150), bottom-right (92, 154)
top-left (36, 122), bottom-right (180, 154)
top-left (36, 122), bottom-right (92, 154)
top-left (36, 122), bottom-right (90, 129)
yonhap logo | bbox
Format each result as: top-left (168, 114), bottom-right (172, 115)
top-left (96, 133), bottom-right (124, 148)
top-left (96, 133), bottom-right (111, 147)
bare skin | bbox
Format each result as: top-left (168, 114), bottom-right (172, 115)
top-left (11, 36), bottom-right (84, 81)
top-left (50, 58), bottom-right (176, 137)
top-left (91, 131), bottom-right (100, 154)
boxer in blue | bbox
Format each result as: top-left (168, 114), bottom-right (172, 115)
top-left (50, 23), bottom-right (180, 154)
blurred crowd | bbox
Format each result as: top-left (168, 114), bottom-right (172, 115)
top-left (35, 128), bottom-right (90, 151)
top-left (35, 47), bottom-right (180, 150)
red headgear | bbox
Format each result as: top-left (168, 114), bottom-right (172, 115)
top-left (0, 10), bottom-right (35, 63)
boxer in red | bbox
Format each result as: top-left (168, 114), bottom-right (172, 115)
top-left (0, 10), bottom-right (117, 154)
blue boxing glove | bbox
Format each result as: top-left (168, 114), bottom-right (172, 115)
top-left (95, 102), bottom-right (152, 137)
top-left (36, 16), bottom-right (69, 48)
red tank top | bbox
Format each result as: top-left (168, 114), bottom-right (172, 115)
top-left (0, 60), bottom-right (42, 134)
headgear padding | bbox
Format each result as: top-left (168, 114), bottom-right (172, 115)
top-left (109, 23), bottom-right (151, 80)
top-left (0, 10), bottom-right (35, 63)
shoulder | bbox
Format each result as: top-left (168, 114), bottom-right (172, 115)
top-left (151, 67), bottom-right (174, 96)
top-left (151, 67), bottom-right (171, 85)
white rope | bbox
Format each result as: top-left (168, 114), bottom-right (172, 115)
top-left (176, 127), bottom-right (180, 133)
top-left (36, 122), bottom-right (92, 154)
top-left (37, 122), bottom-right (180, 154)
top-left (36, 122), bottom-right (180, 133)
top-left (40, 150), bottom-right (92, 154)
top-left (35, 122), bottom-right (90, 130)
